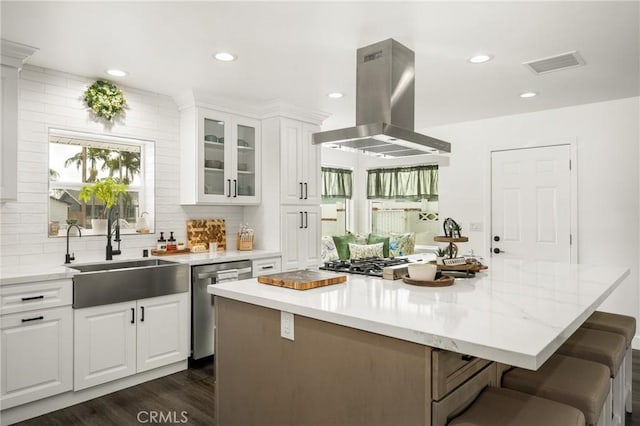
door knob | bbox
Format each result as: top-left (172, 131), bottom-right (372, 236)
top-left (493, 248), bottom-right (503, 254)
top-left (493, 236), bottom-right (500, 242)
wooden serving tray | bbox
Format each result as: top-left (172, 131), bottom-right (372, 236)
top-left (429, 261), bottom-right (476, 271)
top-left (151, 248), bottom-right (191, 256)
top-left (434, 236), bottom-right (469, 243)
top-left (258, 270), bottom-right (347, 290)
top-left (402, 274), bottom-right (455, 287)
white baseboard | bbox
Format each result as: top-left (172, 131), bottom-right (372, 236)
top-left (632, 335), bottom-right (640, 350)
top-left (1, 360), bottom-right (187, 426)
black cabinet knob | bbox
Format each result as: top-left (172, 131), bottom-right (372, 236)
top-left (493, 236), bottom-right (500, 242)
top-left (493, 248), bottom-right (502, 254)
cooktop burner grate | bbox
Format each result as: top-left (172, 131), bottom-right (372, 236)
top-left (319, 257), bottom-right (410, 277)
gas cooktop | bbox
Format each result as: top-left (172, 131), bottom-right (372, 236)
top-left (319, 257), bottom-right (410, 278)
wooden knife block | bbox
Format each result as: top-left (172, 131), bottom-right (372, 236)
top-left (237, 233), bottom-right (253, 251)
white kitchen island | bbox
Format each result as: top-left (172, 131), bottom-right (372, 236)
top-left (208, 259), bottom-right (629, 426)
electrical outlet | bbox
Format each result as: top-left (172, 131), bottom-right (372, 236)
top-left (470, 222), bottom-right (483, 232)
top-left (281, 311), bottom-right (294, 340)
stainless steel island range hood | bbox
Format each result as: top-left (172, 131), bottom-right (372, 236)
top-left (313, 39), bottom-right (451, 156)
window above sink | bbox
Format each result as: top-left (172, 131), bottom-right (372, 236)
top-left (47, 129), bottom-right (155, 237)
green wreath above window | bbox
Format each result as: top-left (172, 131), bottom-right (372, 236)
top-left (84, 80), bottom-right (127, 121)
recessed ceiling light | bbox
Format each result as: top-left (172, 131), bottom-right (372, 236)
top-left (468, 54), bottom-right (493, 64)
top-left (520, 91), bottom-right (538, 98)
top-left (106, 69), bottom-right (128, 77)
top-left (214, 52), bottom-right (236, 62)
top-left (327, 92), bottom-right (344, 99)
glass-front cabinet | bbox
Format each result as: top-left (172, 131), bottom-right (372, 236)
top-left (181, 107), bottom-right (260, 205)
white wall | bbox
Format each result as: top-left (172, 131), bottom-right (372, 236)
top-left (424, 97), bottom-right (640, 328)
top-left (0, 65), bottom-right (244, 266)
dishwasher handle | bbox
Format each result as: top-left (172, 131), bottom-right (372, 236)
top-left (199, 267), bottom-right (252, 283)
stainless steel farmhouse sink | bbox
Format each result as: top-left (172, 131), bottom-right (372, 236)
top-left (69, 259), bottom-right (189, 308)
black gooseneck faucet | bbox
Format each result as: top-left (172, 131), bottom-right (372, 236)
top-left (64, 224), bottom-right (82, 264)
top-left (106, 208), bottom-right (122, 261)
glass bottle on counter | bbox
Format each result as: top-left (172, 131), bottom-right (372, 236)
top-left (167, 232), bottom-right (177, 251)
top-left (157, 232), bottom-right (167, 252)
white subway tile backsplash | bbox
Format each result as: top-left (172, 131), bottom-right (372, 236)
top-left (17, 182), bottom-right (48, 194)
top-left (0, 213), bottom-right (20, 224)
top-left (20, 213), bottom-right (47, 224)
top-left (2, 65), bottom-right (248, 267)
top-left (17, 151), bottom-right (47, 164)
top-left (20, 69), bottom-right (67, 87)
top-left (20, 88), bottom-right (68, 106)
top-left (45, 84), bottom-right (84, 98)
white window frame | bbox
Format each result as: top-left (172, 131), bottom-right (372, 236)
top-left (48, 128), bottom-right (155, 237)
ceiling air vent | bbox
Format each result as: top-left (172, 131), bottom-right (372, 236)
top-left (523, 51), bottom-right (585, 75)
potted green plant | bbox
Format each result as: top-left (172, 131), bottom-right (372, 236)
top-left (79, 177), bottom-right (128, 234)
top-left (435, 247), bottom-right (447, 265)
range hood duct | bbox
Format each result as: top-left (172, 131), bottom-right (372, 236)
top-left (313, 39), bottom-right (451, 156)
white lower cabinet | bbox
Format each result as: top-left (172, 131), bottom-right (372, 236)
top-left (0, 306), bottom-right (73, 409)
top-left (252, 257), bottom-right (282, 277)
top-left (74, 293), bottom-right (188, 391)
top-left (281, 205), bottom-right (321, 271)
top-left (136, 293), bottom-right (189, 373)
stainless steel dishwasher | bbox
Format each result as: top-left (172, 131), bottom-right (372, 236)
top-left (191, 260), bottom-right (252, 360)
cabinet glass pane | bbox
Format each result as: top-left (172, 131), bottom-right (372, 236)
top-left (204, 118), bottom-right (225, 195)
top-left (237, 124), bottom-right (255, 197)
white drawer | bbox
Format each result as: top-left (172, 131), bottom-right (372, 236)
top-left (1, 279), bottom-right (72, 315)
top-left (252, 257), bottom-right (282, 277)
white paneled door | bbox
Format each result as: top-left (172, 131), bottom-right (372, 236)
top-left (491, 145), bottom-right (572, 262)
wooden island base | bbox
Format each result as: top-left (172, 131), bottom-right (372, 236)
top-left (215, 297), bottom-right (434, 426)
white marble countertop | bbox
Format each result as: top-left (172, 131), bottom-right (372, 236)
top-left (0, 249), bottom-right (281, 285)
top-left (154, 249), bottom-right (280, 266)
top-left (0, 264), bottom-right (76, 285)
top-left (208, 259), bottom-right (629, 370)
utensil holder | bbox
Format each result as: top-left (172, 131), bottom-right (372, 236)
top-left (237, 233), bottom-right (253, 251)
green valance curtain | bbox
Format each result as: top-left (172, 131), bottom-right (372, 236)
top-left (367, 165), bottom-right (438, 201)
top-left (322, 167), bottom-right (352, 199)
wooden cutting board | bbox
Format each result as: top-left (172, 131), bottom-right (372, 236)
top-left (257, 270), bottom-right (347, 290)
top-left (187, 219), bottom-right (226, 251)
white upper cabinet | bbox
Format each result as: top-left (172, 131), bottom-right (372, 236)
top-left (1, 40), bottom-right (37, 202)
top-left (180, 106), bottom-right (261, 205)
top-left (280, 119), bottom-right (321, 205)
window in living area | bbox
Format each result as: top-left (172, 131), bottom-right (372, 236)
top-left (367, 165), bottom-right (439, 249)
top-left (321, 167), bottom-right (352, 237)
top-left (48, 129), bottom-right (155, 237)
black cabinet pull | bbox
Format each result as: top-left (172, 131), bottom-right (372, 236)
top-left (304, 182), bottom-right (308, 200)
top-left (299, 212), bottom-right (304, 229)
top-left (22, 316), bottom-right (44, 323)
top-left (304, 211), bottom-right (308, 229)
top-left (141, 306), bottom-right (145, 322)
top-left (299, 182), bottom-right (303, 199)
top-left (261, 265), bottom-right (274, 270)
top-left (461, 354), bottom-right (475, 362)
top-left (21, 295), bottom-right (44, 301)
top-left (131, 308), bottom-right (135, 324)
top-left (227, 179), bottom-right (231, 197)
top-left (233, 179), bottom-right (237, 198)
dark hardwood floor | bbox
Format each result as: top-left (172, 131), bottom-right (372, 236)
top-left (14, 351), bottom-right (640, 425)
top-left (17, 359), bottom-right (215, 426)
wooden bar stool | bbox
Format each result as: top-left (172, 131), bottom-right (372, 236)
top-left (582, 311), bottom-right (636, 413)
top-left (502, 354), bottom-right (610, 426)
top-left (557, 327), bottom-right (626, 425)
top-left (448, 387), bottom-right (585, 426)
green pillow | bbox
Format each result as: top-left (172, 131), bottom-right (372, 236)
top-left (332, 234), bottom-right (356, 260)
top-left (367, 234), bottom-right (390, 258)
